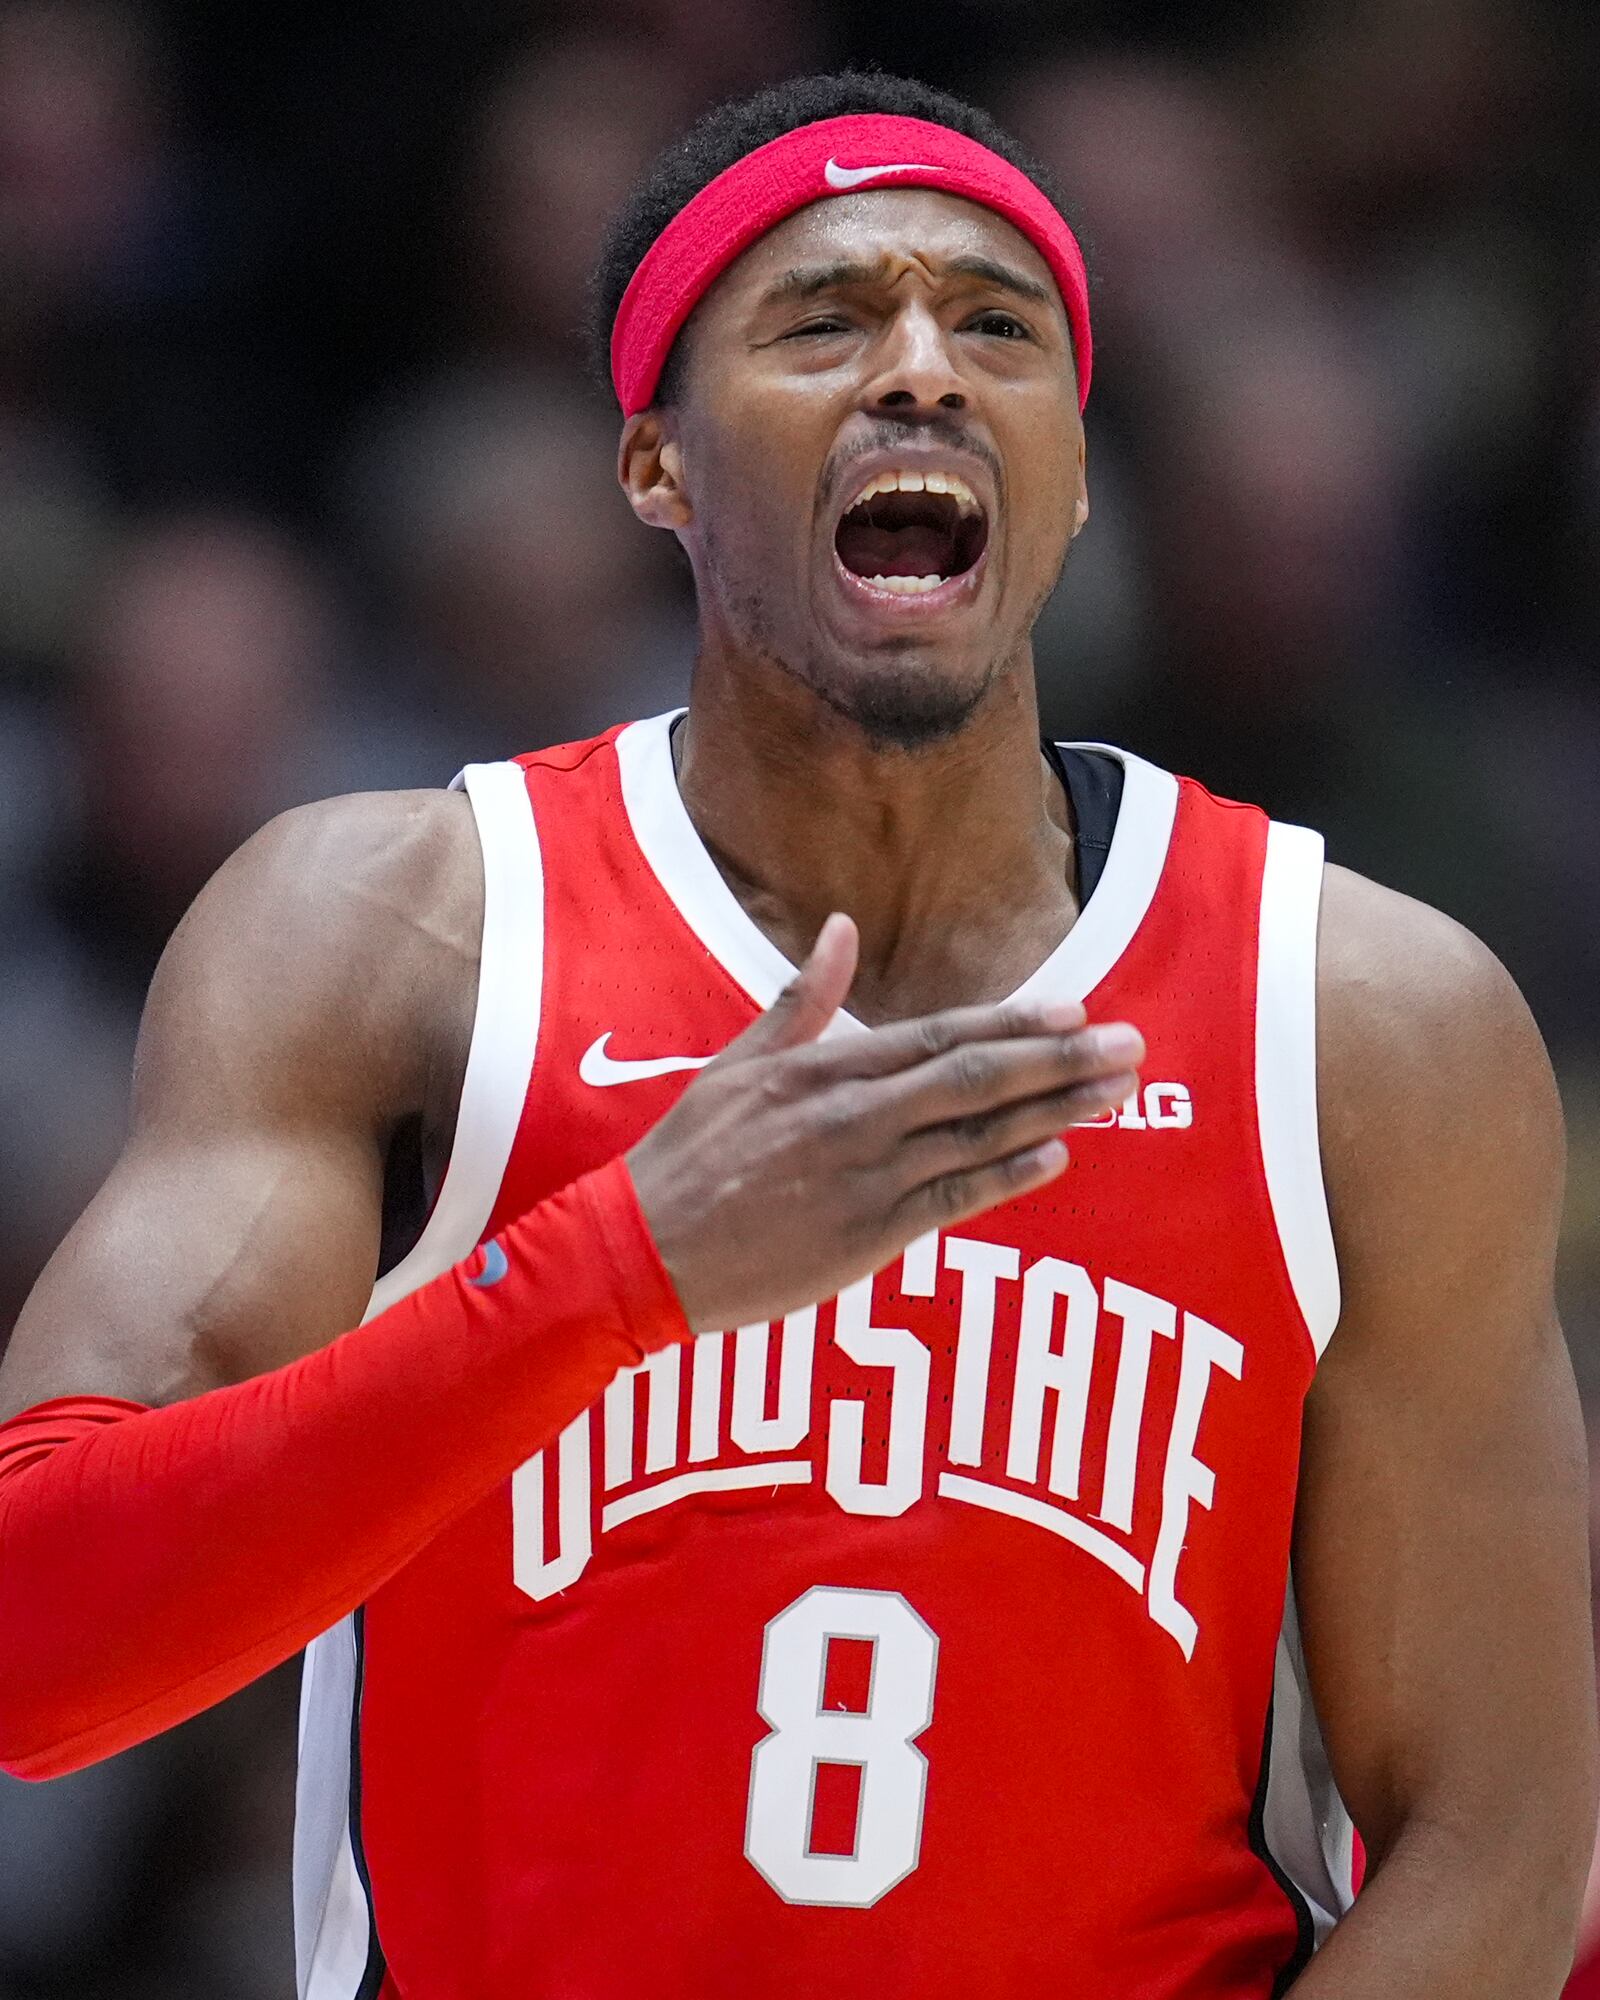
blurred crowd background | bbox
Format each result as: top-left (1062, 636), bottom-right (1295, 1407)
top-left (0, 0), bottom-right (1596, 1991)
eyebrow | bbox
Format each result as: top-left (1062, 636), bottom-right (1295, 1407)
top-left (762, 253), bottom-right (1053, 308)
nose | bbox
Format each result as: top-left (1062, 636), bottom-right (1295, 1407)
top-left (866, 301), bottom-right (967, 416)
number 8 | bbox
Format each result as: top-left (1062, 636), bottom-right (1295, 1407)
top-left (745, 1586), bottom-right (939, 1908)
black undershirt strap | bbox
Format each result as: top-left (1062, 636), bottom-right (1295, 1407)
top-left (1045, 738), bottom-right (1125, 907)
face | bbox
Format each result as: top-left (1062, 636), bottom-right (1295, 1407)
top-left (619, 188), bottom-right (1088, 746)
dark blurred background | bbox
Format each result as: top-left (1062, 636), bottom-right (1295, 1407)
top-left (0, 0), bottom-right (1596, 1992)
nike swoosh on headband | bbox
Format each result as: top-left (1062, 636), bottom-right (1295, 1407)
top-left (579, 1033), bottom-right (715, 1087)
top-left (611, 114), bottom-right (1092, 415)
top-left (823, 158), bottom-right (943, 190)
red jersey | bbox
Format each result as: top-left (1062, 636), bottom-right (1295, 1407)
top-left (1567, 1946), bottom-right (1600, 1998)
top-left (294, 710), bottom-right (1356, 1999)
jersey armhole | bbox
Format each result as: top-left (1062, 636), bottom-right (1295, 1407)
top-left (1256, 821), bottom-right (1341, 1359)
top-left (365, 763), bottom-right (545, 1319)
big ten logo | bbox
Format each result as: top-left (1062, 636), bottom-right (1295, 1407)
top-left (1075, 1081), bottom-right (1192, 1131)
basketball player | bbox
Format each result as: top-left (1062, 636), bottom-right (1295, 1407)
top-left (0, 71), bottom-right (1592, 1999)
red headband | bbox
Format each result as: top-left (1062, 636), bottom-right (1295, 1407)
top-left (610, 112), bottom-right (1092, 417)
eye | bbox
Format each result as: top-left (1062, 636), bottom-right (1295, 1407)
top-left (786, 316), bottom-right (852, 339)
top-left (966, 310), bottom-right (1033, 341)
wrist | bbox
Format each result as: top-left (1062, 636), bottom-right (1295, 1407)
top-left (569, 1155), bottom-right (694, 1357)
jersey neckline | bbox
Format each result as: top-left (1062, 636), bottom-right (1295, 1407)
top-left (613, 709), bottom-right (1179, 1024)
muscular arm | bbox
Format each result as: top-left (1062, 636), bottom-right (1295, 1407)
top-left (0, 786), bottom-right (478, 1421)
top-left (1290, 865), bottom-right (1596, 1994)
top-left (0, 786), bottom-right (706, 1777)
top-left (0, 790), bottom-right (665, 1776)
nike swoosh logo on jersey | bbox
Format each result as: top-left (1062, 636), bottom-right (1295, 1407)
top-left (823, 157), bottom-right (942, 191)
top-left (579, 1033), bottom-right (715, 1087)
top-left (468, 1238), bottom-right (509, 1287)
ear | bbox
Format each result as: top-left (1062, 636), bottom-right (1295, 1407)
top-left (1070, 431), bottom-right (1089, 538)
top-left (618, 410), bottom-right (693, 532)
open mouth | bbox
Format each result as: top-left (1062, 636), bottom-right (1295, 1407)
top-left (833, 470), bottom-right (990, 595)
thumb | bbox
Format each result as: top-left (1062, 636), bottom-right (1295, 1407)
top-left (718, 913), bottom-right (858, 1063)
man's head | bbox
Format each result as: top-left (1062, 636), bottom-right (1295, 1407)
top-left (592, 73), bottom-right (1092, 749)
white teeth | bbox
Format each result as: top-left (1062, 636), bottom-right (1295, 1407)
top-left (848, 469), bottom-right (981, 514)
top-left (868, 573), bottom-right (945, 594)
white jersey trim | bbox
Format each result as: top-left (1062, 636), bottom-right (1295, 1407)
top-left (366, 761), bottom-right (545, 1317)
top-left (616, 710), bottom-right (795, 1013)
top-left (295, 759), bottom-right (545, 2000)
top-left (615, 711), bottom-right (1179, 1015)
top-left (1026, 741), bottom-right (1178, 1005)
top-left (1256, 821), bottom-right (1340, 1357)
top-left (295, 1619), bottom-right (368, 2000)
top-left (1261, 1578), bottom-right (1359, 1945)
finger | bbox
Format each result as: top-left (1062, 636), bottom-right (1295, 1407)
top-left (799, 991), bottom-right (1091, 1085)
top-left (880, 1023), bottom-right (1144, 1134)
top-left (712, 912), bottom-right (858, 1066)
top-left (896, 1138), bottom-right (1072, 1235)
top-left (895, 1070), bottom-right (1139, 1184)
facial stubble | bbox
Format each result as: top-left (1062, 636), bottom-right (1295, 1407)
top-left (697, 518), bottom-right (1032, 753)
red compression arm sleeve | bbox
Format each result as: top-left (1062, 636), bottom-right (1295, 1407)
top-left (0, 1156), bottom-right (688, 1780)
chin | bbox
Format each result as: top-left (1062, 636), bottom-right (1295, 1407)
top-left (798, 652), bottom-right (996, 752)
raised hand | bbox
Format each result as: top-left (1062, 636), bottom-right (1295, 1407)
top-left (626, 913), bottom-right (1143, 1331)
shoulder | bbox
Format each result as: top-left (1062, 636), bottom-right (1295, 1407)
top-left (166, 786), bottom-right (481, 1018)
top-left (1315, 862), bottom-right (1556, 1134)
top-left (208, 784), bottom-right (479, 924)
top-left (137, 787), bottom-right (483, 1130)
top-left (1314, 862), bottom-right (1563, 1305)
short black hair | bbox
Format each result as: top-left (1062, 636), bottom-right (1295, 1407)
top-left (588, 69), bottom-right (1078, 405)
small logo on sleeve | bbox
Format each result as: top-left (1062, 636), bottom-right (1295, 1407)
top-left (469, 1239), bottom-right (510, 1287)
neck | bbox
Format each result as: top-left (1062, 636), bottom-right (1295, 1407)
top-left (674, 650), bottom-right (1079, 1024)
